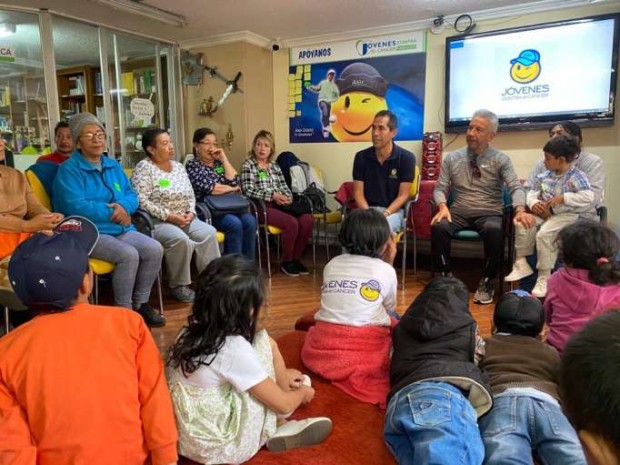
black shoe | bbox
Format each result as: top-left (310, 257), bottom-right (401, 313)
top-left (295, 261), bottom-right (310, 275)
top-left (280, 261), bottom-right (300, 277)
top-left (473, 278), bottom-right (495, 305)
top-left (136, 303), bottom-right (166, 327)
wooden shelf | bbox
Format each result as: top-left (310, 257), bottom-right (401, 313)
top-left (57, 66), bottom-right (102, 116)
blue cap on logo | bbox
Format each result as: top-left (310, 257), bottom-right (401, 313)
top-left (510, 49), bottom-right (540, 66)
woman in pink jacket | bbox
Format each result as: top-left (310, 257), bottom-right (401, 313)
top-left (544, 220), bottom-right (620, 354)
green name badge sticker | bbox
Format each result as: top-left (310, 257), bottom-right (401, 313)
top-left (113, 181), bottom-right (121, 192)
top-left (159, 179), bottom-right (171, 188)
top-left (258, 169), bottom-right (268, 180)
top-left (215, 165), bottom-right (224, 175)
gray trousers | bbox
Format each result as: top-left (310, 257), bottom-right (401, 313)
top-left (153, 218), bottom-right (220, 288)
top-left (514, 213), bottom-right (579, 272)
top-left (91, 230), bottom-right (164, 309)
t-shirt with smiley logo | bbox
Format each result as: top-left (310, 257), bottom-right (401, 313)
top-left (316, 253), bottom-right (396, 327)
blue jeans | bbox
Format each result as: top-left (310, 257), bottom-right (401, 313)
top-left (212, 212), bottom-right (257, 260)
top-left (479, 393), bottom-right (586, 465)
top-left (370, 206), bottom-right (404, 233)
top-left (91, 230), bottom-right (163, 309)
top-left (384, 381), bottom-right (484, 465)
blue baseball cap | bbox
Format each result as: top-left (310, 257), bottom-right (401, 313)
top-left (8, 216), bottom-right (99, 311)
top-left (510, 49), bottom-right (540, 66)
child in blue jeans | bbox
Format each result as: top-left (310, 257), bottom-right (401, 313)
top-left (479, 290), bottom-right (586, 465)
top-left (384, 277), bottom-right (492, 465)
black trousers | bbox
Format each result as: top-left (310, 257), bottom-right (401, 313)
top-left (431, 213), bottom-right (503, 279)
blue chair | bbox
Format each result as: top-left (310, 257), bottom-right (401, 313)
top-left (432, 186), bottom-right (515, 295)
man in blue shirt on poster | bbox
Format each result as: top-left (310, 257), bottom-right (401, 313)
top-left (352, 110), bottom-right (416, 233)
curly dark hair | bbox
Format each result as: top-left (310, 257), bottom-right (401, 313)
top-left (557, 220), bottom-right (620, 286)
top-left (167, 255), bottom-right (265, 375)
top-left (338, 209), bottom-right (390, 258)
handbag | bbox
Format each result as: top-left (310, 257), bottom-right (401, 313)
top-left (202, 193), bottom-right (250, 216)
top-left (274, 196), bottom-right (313, 217)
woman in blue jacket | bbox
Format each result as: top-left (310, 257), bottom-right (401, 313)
top-left (53, 113), bottom-right (164, 327)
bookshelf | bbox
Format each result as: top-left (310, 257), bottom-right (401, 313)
top-left (116, 58), bottom-right (162, 167)
top-left (0, 75), bottom-right (50, 154)
top-left (57, 66), bottom-right (104, 120)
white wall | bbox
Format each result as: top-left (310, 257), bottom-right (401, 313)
top-left (272, 3), bottom-right (620, 225)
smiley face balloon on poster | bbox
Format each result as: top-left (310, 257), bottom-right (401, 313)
top-left (330, 62), bottom-right (388, 142)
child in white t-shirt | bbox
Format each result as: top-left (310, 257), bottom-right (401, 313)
top-left (301, 209), bottom-right (397, 408)
top-left (167, 255), bottom-right (331, 465)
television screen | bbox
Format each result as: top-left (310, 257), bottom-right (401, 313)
top-left (445, 14), bottom-right (619, 132)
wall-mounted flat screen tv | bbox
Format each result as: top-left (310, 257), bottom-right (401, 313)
top-left (445, 14), bottom-right (619, 132)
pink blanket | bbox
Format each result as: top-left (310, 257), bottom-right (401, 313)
top-left (301, 321), bottom-right (392, 409)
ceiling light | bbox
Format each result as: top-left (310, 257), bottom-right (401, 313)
top-left (0, 22), bottom-right (16, 38)
top-left (93, 0), bottom-right (188, 27)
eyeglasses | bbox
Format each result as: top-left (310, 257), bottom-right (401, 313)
top-left (80, 131), bottom-right (106, 141)
top-left (470, 159), bottom-right (481, 179)
top-left (197, 140), bottom-right (218, 147)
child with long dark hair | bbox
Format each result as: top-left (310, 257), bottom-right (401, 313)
top-left (544, 220), bottom-right (620, 355)
top-left (301, 209), bottom-right (397, 408)
top-left (167, 255), bottom-right (331, 464)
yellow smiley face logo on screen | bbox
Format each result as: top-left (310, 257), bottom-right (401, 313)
top-left (509, 49), bottom-right (541, 84)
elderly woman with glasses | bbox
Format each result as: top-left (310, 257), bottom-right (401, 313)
top-left (186, 127), bottom-right (257, 260)
top-left (131, 128), bottom-right (220, 303)
top-left (53, 113), bottom-right (165, 327)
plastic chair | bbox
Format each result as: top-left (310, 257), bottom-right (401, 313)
top-left (310, 165), bottom-right (342, 261)
top-left (400, 165), bottom-right (421, 287)
top-left (26, 168), bottom-right (164, 314)
top-left (195, 202), bottom-right (227, 251)
top-left (248, 199), bottom-right (316, 278)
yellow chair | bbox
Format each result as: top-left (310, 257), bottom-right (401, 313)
top-left (25, 170), bottom-right (52, 210)
top-left (400, 165), bottom-right (421, 288)
top-left (26, 168), bottom-right (117, 305)
top-left (27, 167), bottom-right (164, 314)
top-left (310, 165), bottom-right (342, 261)
top-left (194, 203), bottom-right (227, 253)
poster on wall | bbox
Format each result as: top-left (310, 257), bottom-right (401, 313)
top-left (288, 31), bottom-right (426, 143)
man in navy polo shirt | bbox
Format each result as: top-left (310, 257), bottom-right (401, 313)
top-left (352, 110), bottom-right (416, 233)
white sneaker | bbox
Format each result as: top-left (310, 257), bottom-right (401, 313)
top-left (532, 275), bottom-right (549, 298)
top-left (505, 260), bottom-right (534, 282)
top-left (266, 417), bottom-right (332, 452)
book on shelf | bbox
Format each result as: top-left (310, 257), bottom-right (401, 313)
top-left (94, 72), bottom-right (103, 95)
top-left (121, 72), bottom-right (136, 95)
top-left (96, 106), bottom-right (105, 122)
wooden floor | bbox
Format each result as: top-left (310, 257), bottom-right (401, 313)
top-left (149, 252), bottom-right (496, 355)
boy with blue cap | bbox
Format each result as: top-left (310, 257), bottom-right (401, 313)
top-left (0, 216), bottom-right (178, 465)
